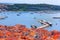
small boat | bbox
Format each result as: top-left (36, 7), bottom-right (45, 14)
top-left (0, 16), bottom-right (8, 20)
top-left (38, 20), bottom-right (52, 25)
top-left (53, 17), bottom-right (60, 19)
top-left (17, 14), bottom-right (20, 16)
top-left (31, 24), bottom-right (37, 29)
top-left (30, 12), bottom-right (34, 14)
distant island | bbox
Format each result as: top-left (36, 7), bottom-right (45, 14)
top-left (0, 3), bottom-right (60, 11)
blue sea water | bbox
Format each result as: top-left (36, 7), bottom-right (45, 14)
top-left (0, 11), bottom-right (60, 31)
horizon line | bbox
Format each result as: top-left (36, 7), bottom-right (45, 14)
top-left (0, 2), bottom-right (60, 6)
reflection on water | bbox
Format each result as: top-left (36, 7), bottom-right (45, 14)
top-left (0, 11), bottom-right (60, 31)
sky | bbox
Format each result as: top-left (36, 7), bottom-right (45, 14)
top-left (0, 0), bottom-right (60, 5)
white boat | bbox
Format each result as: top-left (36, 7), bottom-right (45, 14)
top-left (0, 16), bottom-right (8, 20)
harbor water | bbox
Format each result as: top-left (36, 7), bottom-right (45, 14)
top-left (0, 11), bottom-right (60, 31)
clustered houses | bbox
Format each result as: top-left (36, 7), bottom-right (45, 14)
top-left (0, 4), bottom-right (8, 11)
top-left (0, 24), bottom-right (60, 40)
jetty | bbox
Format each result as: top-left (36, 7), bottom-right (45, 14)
top-left (37, 20), bottom-right (52, 29)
